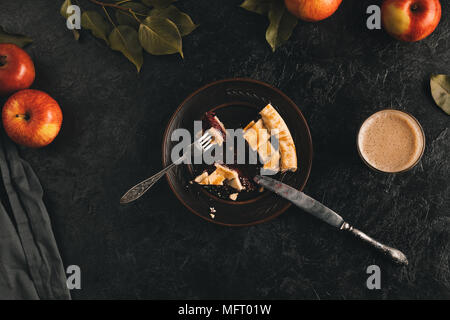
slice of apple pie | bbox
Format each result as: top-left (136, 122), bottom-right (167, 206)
top-left (243, 104), bottom-right (297, 173)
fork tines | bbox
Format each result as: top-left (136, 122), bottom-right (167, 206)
top-left (199, 131), bottom-right (213, 151)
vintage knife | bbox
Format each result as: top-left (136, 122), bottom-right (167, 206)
top-left (254, 175), bottom-right (408, 265)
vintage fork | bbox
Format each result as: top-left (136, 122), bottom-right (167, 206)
top-left (120, 132), bottom-right (213, 204)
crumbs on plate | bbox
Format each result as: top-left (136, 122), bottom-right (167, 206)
top-left (209, 207), bottom-right (216, 219)
top-left (229, 193), bottom-right (238, 201)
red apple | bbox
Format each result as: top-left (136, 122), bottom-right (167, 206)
top-left (2, 89), bottom-right (62, 148)
top-left (0, 44), bottom-right (35, 97)
top-left (381, 0), bottom-right (441, 42)
top-left (284, 0), bottom-right (343, 22)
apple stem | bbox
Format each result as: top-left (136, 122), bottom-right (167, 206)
top-left (410, 3), bottom-right (418, 11)
top-left (15, 114), bottom-right (30, 121)
top-left (0, 55), bottom-right (6, 67)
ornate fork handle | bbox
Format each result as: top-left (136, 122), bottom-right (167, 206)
top-left (120, 155), bottom-right (186, 204)
top-left (340, 222), bottom-right (408, 265)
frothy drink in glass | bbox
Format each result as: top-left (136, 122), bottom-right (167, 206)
top-left (357, 110), bottom-right (425, 173)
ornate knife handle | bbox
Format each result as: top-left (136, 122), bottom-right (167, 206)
top-left (120, 155), bottom-right (186, 204)
top-left (340, 222), bottom-right (408, 265)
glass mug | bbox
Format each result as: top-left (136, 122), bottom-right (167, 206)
top-left (357, 109), bottom-right (425, 173)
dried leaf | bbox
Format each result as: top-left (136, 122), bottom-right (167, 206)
top-left (150, 5), bottom-right (197, 36)
top-left (109, 25), bottom-right (144, 72)
top-left (116, 2), bottom-right (148, 29)
top-left (430, 74), bottom-right (450, 115)
top-left (0, 26), bottom-right (32, 47)
top-left (240, 0), bottom-right (274, 15)
top-left (81, 11), bottom-right (112, 45)
top-left (60, 0), bottom-right (72, 18)
top-left (61, 0), bottom-right (80, 41)
top-left (266, 0), bottom-right (297, 52)
top-left (142, 0), bottom-right (176, 8)
top-left (138, 16), bottom-right (183, 57)
top-left (72, 29), bottom-right (80, 41)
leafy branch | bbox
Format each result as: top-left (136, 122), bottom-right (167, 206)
top-left (60, 0), bottom-right (198, 72)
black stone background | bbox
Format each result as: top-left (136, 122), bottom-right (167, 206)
top-left (1, 0), bottom-right (449, 299)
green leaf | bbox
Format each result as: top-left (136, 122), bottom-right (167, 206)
top-left (116, 2), bottom-right (148, 29)
top-left (109, 25), bottom-right (144, 72)
top-left (142, 0), bottom-right (176, 8)
top-left (265, 0), bottom-right (297, 52)
top-left (149, 5), bottom-right (197, 36)
top-left (240, 0), bottom-right (274, 15)
top-left (430, 74), bottom-right (450, 115)
top-left (138, 16), bottom-right (183, 57)
top-left (81, 11), bottom-right (112, 45)
top-left (0, 26), bottom-right (33, 47)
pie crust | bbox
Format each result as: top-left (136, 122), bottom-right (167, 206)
top-left (208, 127), bottom-right (224, 146)
top-left (243, 104), bottom-right (296, 172)
top-left (194, 163), bottom-right (244, 191)
top-left (259, 104), bottom-right (297, 172)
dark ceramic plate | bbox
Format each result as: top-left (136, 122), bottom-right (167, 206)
top-left (162, 79), bottom-right (313, 226)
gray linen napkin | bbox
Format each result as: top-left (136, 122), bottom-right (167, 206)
top-left (0, 132), bottom-right (70, 300)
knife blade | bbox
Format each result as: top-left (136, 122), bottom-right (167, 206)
top-left (254, 175), bottom-right (408, 265)
top-left (254, 175), bottom-right (344, 228)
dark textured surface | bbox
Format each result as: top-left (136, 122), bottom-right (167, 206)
top-left (1, 0), bottom-right (449, 299)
